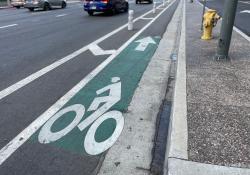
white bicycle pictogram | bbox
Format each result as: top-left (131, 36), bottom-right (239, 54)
top-left (38, 77), bottom-right (124, 155)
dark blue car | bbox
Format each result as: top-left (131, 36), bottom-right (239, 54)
top-left (83, 0), bottom-right (129, 16)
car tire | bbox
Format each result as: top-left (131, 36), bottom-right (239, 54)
top-left (28, 8), bottom-right (34, 11)
top-left (16, 6), bottom-right (21, 9)
top-left (124, 2), bottom-right (128, 12)
top-left (135, 0), bottom-right (138, 4)
top-left (43, 2), bottom-right (50, 11)
top-left (61, 1), bottom-right (66, 8)
top-left (88, 11), bottom-right (94, 16)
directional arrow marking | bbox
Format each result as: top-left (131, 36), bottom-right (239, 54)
top-left (88, 44), bottom-right (116, 56)
top-left (135, 37), bottom-right (156, 51)
top-left (240, 10), bottom-right (250, 14)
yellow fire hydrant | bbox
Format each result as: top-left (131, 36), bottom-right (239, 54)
top-left (201, 9), bottom-right (220, 40)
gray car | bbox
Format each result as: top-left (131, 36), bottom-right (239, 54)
top-left (24, 0), bottom-right (67, 11)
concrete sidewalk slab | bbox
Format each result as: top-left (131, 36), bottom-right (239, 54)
top-left (166, 0), bottom-right (250, 174)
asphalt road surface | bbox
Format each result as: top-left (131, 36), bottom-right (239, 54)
top-left (199, 0), bottom-right (250, 36)
top-left (0, 0), bottom-right (179, 174)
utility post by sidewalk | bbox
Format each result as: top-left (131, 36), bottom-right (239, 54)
top-left (215, 0), bottom-right (239, 59)
top-left (7, 0), bottom-right (11, 7)
top-left (201, 0), bottom-right (207, 30)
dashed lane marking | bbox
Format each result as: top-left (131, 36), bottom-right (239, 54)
top-left (0, 24), bottom-right (18, 29)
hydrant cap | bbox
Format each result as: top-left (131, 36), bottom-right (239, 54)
top-left (207, 9), bottom-right (216, 13)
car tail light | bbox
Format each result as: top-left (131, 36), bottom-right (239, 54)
top-left (101, 0), bottom-right (108, 3)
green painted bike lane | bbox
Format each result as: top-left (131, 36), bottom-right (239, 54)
top-left (30, 36), bottom-right (161, 156)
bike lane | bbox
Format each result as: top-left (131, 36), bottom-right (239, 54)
top-left (0, 36), bottom-right (160, 175)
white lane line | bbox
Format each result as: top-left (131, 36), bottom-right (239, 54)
top-left (240, 10), bottom-right (250, 14)
top-left (233, 26), bottom-right (250, 42)
top-left (196, 0), bottom-right (250, 42)
top-left (0, 4), bottom-right (159, 101)
top-left (141, 17), bottom-right (154, 20)
top-left (239, 1), bottom-right (250, 5)
top-left (0, 0), bottom-right (176, 165)
top-left (56, 14), bottom-right (68, 17)
top-left (0, 24), bottom-right (18, 29)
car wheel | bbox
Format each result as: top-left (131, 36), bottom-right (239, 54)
top-left (28, 8), bottom-right (34, 11)
top-left (149, 0), bottom-right (153, 3)
top-left (124, 2), bottom-right (128, 12)
top-left (88, 11), bottom-right (94, 16)
top-left (43, 2), bottom-right (50, 11)
top-left (61, 1), bottom-right (66, 8)
top-left (135, 0), bottom-right (138, 4)
top-left (16, 6), bottom-right (21, 9)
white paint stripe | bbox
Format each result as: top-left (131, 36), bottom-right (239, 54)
top-left (88, 44), bottom-right (116, 56)
top-left (233, 26), bottom-right (250, 42)
top-left (239, 1), bottom-right (250, 5)
top-left (240, 10), bottom-right (250, 14)
top-left (56, 14), bottom-right (68, 17)
top-left (0, 0), bottom-right (176, 165)
top-left (195, 0), bottom-right (250, 42)
top-left (141, 17), bottom-right (154, 20)
top-left (0, 4), bottom-right (159, 101)
top-left (0, 24), bottom-right (18, 29)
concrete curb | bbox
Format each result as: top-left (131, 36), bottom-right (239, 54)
top-left (166, 0), bottom-right (250, 175)
top-left (167, 0), bottom-right (187, 161)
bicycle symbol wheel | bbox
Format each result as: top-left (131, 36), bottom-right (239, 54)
top-left (38, 104), bottom-right (124, 155)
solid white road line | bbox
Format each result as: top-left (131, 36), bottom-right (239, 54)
top-left (0, 4), bottom-right (160, 101)
top-left (239, 1), bottom-right (250, 5)
top-left (240, 10), bottom-right (250, 14)
top-left (0, 0), bottom-right (177, 165)
top-left (233, 26), bottom-right (250, 42)
top-left (0, 24), bottom-right (18, 29)
top-left (140, 17), bottom-right (154, 20)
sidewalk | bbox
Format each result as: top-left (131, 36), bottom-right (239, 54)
top-left (167, 0), bottom-right (250, 174)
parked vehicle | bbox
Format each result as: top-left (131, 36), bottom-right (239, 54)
top-left (24, 0), bottom-right (67, 11)
top-left (11, 0), bottom-right (25, 8)
top-left (135, 0), bottom-right (152, 4)
top-left (83, 0), bottom-right (129, 16)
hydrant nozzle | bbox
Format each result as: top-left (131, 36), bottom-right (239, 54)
top-left (201, 9), bottom-right (220, 40)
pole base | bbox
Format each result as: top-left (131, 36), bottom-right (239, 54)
top-left (214, 54), bottom-right (228, 60)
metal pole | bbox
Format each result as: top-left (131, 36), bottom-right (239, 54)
top-left (215, 0), bottom-right (238, 59)
top-left (201, 0), bottom-right (207, 30)
top-left (7, 0), bottom-right (11, 7)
